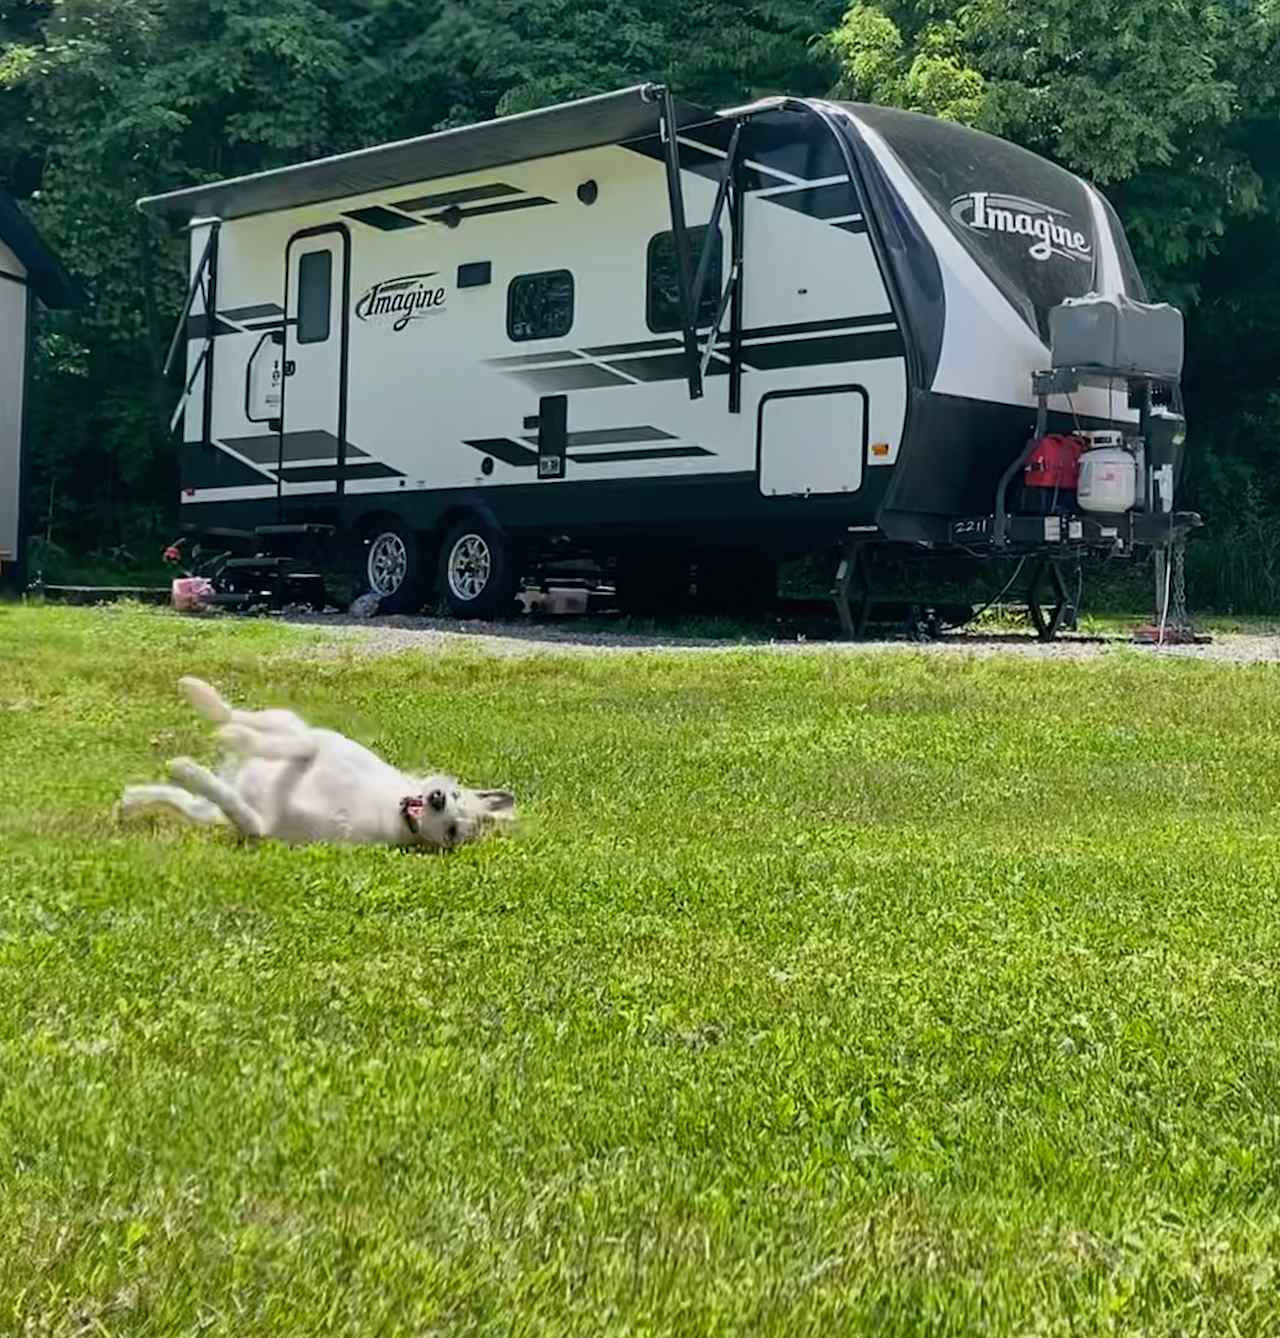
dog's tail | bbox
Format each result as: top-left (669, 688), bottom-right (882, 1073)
top-left (179, 676), bottom-right (232, 725)
top-left (218, 723), bottom-right (317, 762)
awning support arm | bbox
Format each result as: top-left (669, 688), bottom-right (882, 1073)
top-left (162, 223), bottom-right (218, 378)
top-left (656, 86), bottom-right (704, 401)
top-left (168, 344), bottom-right (210, 434)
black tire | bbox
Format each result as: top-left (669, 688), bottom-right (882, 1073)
top-left (358, 521), bottom-right (426, 614)
top-left (694, 548), bottom-right (778, 614)
top-left (437, 516), bottom-right (521, 620)
top-left (615, 550), bottom-right (691, 617)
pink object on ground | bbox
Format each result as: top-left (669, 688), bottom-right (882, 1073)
top-left (171, 577), bottom-right (214, 612)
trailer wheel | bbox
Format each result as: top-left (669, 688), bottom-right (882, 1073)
top-left (438, 517), bottom-right (520, 620)
top-left (360, 523), bottom-right (425, 614)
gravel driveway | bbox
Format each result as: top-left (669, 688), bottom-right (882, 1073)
top-left (281, 611), bottom-right (1280, 665)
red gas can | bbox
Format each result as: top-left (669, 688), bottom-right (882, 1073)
top-left (1022, 433), bottom-right (1085, 512)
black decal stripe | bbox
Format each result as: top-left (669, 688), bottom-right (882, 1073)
top-left (425, 196), bottom-right (554, 224)
top-left (606, 353), bottom-right (730, 382)
top-left (569, 445), bottom-right (713, 464)
top-left (218, 431), bottom-right (370, 465)
top-left (223, 302), bottom-right (284, 322)
top-left (186, 313), bottom-right (238, 339)
top-left (582, 338), bottom-right (683, 357)
top-left (184, 443), bottom-right (275, 491)
top-left (570, 330), bottom-right (903, 385)
top-left (393, 183), bottom-right (520, 213)
top-left (740, 329), bottom-right (906, 370)
top-left (342, 205), bottom-right (422, 231)
top-left (488, 350), bottom-right (585, 369)
top-left (464, 438), bottom-right (538, 467)
top-left (835, 218), bottom-right (869, 234)
top-left (504, 364), bottom-right (632, 391)
top-left (279, 463), bottom-right (403, 484)
top-left (189, 311), bottom-right (294, 337)
top-left (521, 426), bottom-right (678, 448)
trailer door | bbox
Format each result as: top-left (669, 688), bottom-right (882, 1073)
top-left (279, 227), bottom-right (349, 517)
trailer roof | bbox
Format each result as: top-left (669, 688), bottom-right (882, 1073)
top-left (137, 85), bottom-right (715, 223)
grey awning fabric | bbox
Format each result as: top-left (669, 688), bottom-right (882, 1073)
top-left (138, 85), bottom-right (716, 223)
top-left (0, 191), bottom-right (87, 308)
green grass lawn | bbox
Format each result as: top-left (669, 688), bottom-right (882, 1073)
top-left (3, 605), bottom-right (1280, 1336)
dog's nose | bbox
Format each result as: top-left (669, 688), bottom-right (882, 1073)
top-left (427, 789), bottom-right (447, 812)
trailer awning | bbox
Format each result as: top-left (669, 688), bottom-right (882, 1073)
top-left (137, 85), bottom-right (716, 223)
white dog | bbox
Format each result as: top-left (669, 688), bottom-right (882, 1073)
top-left (119, 677), bottom-right (516, 850)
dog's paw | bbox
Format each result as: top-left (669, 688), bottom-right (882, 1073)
top-left (117, 787), bottom-right (148, 821)
top-left (178, 677), bottom-right (229, 723)
top-left (167, 757), bottom-right (203, 788)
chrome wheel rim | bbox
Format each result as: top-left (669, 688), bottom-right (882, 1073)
top-left (448, 534), bottom-right (491, 602)
top-left (367, 532), bottom-right (408, 596)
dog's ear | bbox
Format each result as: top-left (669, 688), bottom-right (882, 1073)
top-left (474, 789), bottom-right (516, 815)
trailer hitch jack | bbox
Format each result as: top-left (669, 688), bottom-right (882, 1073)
top-left (831, 545), bottom-right (874, 640)
top-left (1026, 557), bottom-right (1072, 641)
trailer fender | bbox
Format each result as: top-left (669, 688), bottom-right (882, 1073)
top-left (435, 499), bottom-right (506, 540)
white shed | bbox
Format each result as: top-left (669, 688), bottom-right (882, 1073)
top-left (0, 192), bottom-right (84, 587)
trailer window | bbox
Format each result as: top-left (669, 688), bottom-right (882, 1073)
top-left (297, 250), bottom-right (332, 344)
top-left (647, 227), bottom-right (722, 334)
top-left (507, 270), bottom-right (575, 342)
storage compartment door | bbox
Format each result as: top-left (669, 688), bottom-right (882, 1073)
top-left (757, 386), bottom-right (867, 497)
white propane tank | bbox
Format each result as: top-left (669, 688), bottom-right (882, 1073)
top-left (1077, 448), bottom-right (1137, 514)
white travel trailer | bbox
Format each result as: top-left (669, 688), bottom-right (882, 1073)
top-left (0, 192), bottom-right (84, 588)
top-left (139, 86), bottom-right (1196, 631)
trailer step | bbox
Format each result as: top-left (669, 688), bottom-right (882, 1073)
top-left (222, 556), bottom-right (299, 571)
top-left (179, 524), bottom-right (256, 541)
top-left (254, 524), bottom-right (336, 538)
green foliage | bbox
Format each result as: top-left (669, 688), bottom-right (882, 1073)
top-left (5, 606), bottom-right (1280, 1331)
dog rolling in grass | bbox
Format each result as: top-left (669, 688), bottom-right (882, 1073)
top-left (119, 677), bottom-right (516, 850)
